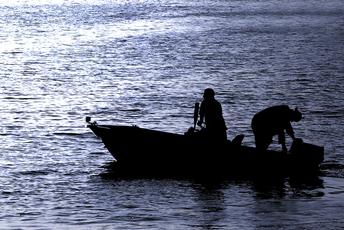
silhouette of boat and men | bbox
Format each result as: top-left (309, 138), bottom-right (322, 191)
top-left (87, 88), bottom-right (324, 178)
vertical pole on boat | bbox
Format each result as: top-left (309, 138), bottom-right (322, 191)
top-left (194, 102), bottom-right (200, 130)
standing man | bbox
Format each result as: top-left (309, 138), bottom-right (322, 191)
top-left (197, 88), bottom-right (227, 142)
top-left (251, 105), bottom-right (302, 152)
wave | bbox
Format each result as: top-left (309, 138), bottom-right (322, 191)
top-left (320, 161), bottom-right (344, 178)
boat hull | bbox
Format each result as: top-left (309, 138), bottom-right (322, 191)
top-left (88, 123), bottom-right (324, 177)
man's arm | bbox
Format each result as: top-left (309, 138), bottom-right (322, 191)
top-left (285, 122), bottom-right (295, 140)
top-left (197, 102), bottom-right (205, 126)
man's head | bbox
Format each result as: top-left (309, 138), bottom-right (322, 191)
top-left (291, 107), bottom-right (302, 122)
top-left (203, 88), bottom-right (215, 100)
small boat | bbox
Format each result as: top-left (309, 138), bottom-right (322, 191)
top-left (86, 116), bottom-right (324, 178)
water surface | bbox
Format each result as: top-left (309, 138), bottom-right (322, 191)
top-left (0, 0), bottom-right (344, 229)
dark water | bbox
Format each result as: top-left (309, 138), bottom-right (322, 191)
top-left (1, 0), bottom-right (344, 229)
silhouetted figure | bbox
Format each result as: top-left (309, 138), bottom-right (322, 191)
top-left (197, 88), bottom-right (227, 142)
top-left (251, 105), bottom-right (302, 152)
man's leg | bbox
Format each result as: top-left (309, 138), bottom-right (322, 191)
top-left (255, 135), bottom-right (271, 153)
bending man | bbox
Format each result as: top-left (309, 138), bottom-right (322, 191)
top-left (251, 105), bottom-right (302, 152)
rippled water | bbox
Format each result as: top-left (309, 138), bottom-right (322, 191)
top-left (1, 0), bottom-right (344, 229)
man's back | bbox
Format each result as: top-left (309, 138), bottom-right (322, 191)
top-left (200, 98), bottom-right (226, 131)
top-left (252, 105), bottom-right (292, 135)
